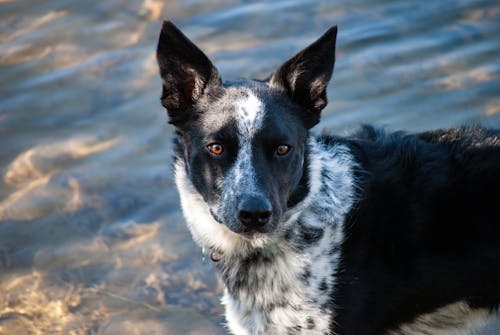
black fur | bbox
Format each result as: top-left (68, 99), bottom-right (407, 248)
top-left (269, 26), bottom-right (337, 128)
top-left (156, 21), bottom-right (222, 127)
top-left (333, 126), bottom-right (500, 334)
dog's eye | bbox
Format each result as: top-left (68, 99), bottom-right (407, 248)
top-left (207, 143), bottom-right (224, 156)
top-left (276, 145), bottom-right (290, 156)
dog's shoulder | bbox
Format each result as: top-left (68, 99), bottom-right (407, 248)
top-left (327, 125), bottom-right (500, 185)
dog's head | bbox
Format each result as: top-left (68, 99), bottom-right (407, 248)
top-left (157, 21), bottom-right (336, 241)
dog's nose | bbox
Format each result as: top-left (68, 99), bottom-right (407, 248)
top-left (238, 195), bottom-right (272, 229)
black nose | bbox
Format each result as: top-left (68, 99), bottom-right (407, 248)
top-left (238, 195), bottom-right (272, 229)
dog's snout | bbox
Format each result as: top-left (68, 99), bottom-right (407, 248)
top-left (238, 195), bottom-right (272, 229)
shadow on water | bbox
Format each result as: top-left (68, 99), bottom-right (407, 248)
top-left (0, 0), bottom-right (499, 333)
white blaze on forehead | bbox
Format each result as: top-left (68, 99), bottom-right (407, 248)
top-left (234, 91), bottom-right (265, 137)
top-left (229, 91), bottom-right (266, 187)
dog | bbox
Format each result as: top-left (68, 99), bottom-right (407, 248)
top-left (155, 21), bottom-right (500, 335)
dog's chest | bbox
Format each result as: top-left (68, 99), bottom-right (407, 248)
top-left (219, 223), bottom-right (341, 335)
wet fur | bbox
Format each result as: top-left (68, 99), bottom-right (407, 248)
top-left (157, 21), bottom-right (500, 334)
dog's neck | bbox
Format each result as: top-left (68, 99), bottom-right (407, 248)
top-left (175, 135), bottom-right (358, 334)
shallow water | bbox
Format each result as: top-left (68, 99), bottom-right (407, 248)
top-left (0, 1), bottom-right (499, 334)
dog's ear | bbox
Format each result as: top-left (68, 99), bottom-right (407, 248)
top-left (156, 21), bottom-right (222, 127)
top-left (269, 26), bottom-right (337, 128)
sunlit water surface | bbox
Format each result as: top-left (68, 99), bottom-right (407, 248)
top-left (1, 1), bottom-right (499, 334)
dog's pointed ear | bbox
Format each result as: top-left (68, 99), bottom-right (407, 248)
top-left (268, 26), bottom-right (337, 128)
top-left (156, 21), bottom-right (222, 127)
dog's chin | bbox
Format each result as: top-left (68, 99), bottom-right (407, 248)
top-left (230, 229), bottom-right (278, 250)
top-left (234, 228), bottom-right (273, 240)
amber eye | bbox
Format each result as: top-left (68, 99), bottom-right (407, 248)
top-left (276, 145), bottom-right (290, 156)
top-left (207, 143), bottom-right (224, 155)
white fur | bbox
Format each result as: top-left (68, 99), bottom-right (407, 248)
top-left (235, 91), bottom-right (264, 138)
top-left (221, 246), bottom-right (312, 334)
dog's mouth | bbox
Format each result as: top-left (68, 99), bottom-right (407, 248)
top-left (209, 208), bottom-right (224, 225)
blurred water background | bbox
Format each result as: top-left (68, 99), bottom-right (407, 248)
top-left (0, 0), bottom-right (499, 334)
